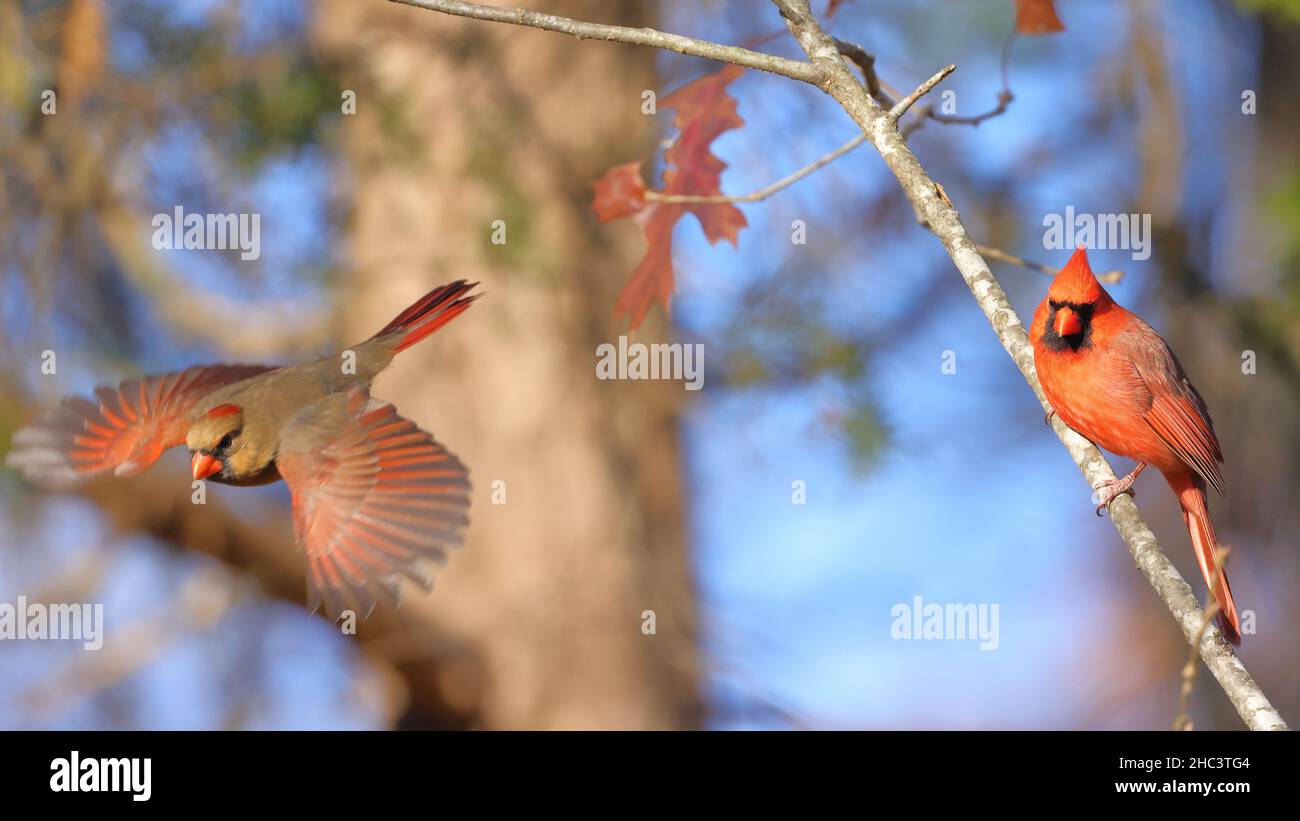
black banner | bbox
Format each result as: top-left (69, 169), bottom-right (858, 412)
top-left (1, 730), bottom-right (1285, 806)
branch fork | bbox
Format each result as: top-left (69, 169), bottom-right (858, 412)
top-left (390, 0), bottom-right (1288, 732)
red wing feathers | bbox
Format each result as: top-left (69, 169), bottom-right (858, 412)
top-left (7, 364), bottom-right (273, 485)
top-left (1122, 329), bottom-right (1225, 495)
top-left (1146, 392), bottom-right (1224, 494)
top-left (276, 388), bottom-right (470, 618)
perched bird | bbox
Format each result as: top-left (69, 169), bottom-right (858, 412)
top-left (1030, 247), bottom-right (1241, 645)
top-left (7, 281), bottom-right (480, 618)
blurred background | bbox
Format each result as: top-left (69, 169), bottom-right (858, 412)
top-left (0, 0), bottom-right (1296, 730)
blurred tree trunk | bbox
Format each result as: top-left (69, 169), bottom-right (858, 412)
top-left (310, 0), bottom-right (702, 729)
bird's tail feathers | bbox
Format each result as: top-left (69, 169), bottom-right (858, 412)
top-left (1167, 471), bottom-right (1241, 645)
top-left (373, 280), bottom-right (480, 354)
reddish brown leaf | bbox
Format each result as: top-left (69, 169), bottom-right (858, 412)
top-left (592, 162), bottom-right (648, 222)
top-left (598, 65), bottom-right (748, 329)
top-left (1014, 0), bottom-right (1065, 34)
top-left (661, 66), bottom-right (748, 248)
top-left (660, 64), bottom-right (744, 136)
top-left (613, 208), bottom-right (677, 330)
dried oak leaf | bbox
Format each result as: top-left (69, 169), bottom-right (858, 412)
top-left (592, 65), bottom-right (748, 330)
top-left (1014, 0), bottom-right (1065, 34)
top-left (592, 161), bottom-right (648, 222)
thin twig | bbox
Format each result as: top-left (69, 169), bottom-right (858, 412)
top-left (889, 65), bottom-right (955, 121)
top-left (836, 39), bottom-right (1013, 134)
top-left (899, 94), bottom-right (1016, 138)
top-left (645, 133), bottom-right (867, 205)
top-left (833, 38), bottom-right (881, 98)
top-left (1173, 546), bottom-right (1230, 731)
top-left (929, 89), bottom-right (1015, 126)
top-left (908, 26), bottom-right (1016, 130)
top-left (388, 0), bottom-right (822, 83)
top-left (882, 28), bottom-right (1016, 129)
top-left (392, 0), bottom-right (1288, 732)
top-left (772, 0), bottom-right (1286, 730)
top-left (977, 244), bottom-right (1125, 284)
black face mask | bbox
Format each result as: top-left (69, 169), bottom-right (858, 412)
top-left (1043, 299), bottom-right (1095, 352)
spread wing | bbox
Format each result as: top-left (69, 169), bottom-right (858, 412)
top-left (276, 388), bottom-right (470, 618)
top-left (6, 364), bottom-right (273, 485)
top-left (1122, 322), bottom-right (1225, 495)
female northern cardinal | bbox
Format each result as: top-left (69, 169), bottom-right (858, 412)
top-left (7, 281), bottom-right (479, 618)
top-left (1030, 247), bottom-right (1240, 644)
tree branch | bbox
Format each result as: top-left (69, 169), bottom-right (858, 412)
top-left (645, 133), bottom-right (867, 205)
top-left (977, 243), bottom-right (1125, 285)
top-left (770, 0), bottom-right (1285, 730)
top-left (388, 0), bottom-right (821, 83)
top-left (389, 0), bottom-right (1288, 732)
top-left (835, 39), bottom-right (1013, 135)
top-left (889, 64), bottom-right (955, 121)
top-left (928, 88), bottom-right (1014, 126)
top-left (833, 37), bottom-right (881, 98)
top-left (1174, 546), bottom-right (1229, 731)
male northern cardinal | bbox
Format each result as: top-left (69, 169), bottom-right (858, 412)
top-left (1030, 247), bottom-right (1240, 644)
top-left (7, 281), bottom-right (479, 618)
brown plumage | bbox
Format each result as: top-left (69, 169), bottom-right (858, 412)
top-left (7, 281), bottom-right (480, 617)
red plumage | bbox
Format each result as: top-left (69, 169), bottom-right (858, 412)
top-left (7, 282), bottom-right (479, 618)
top-left (1030, 247), bottom-right (1241, 645)
top-left (377, 279), bottom-right (480, 353)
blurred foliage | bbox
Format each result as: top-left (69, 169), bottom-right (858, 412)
top-left (466, 119), bottom-right (537, 271)
top-left (229, 65), bottom-right (340, 170)
top-left (838, 400), bottom-right (888, 472)
top-left (0, 0), bottom-right (347, 355)
top-left (1267, 171), bottom-right (1300, 303)
top-left (2, 0), bottom-right (1299, 731)
top-left (711, 276), bottom-right (885, 471)
top-left (1238, 0), bottom-right (1300, 22)
top-left (372, 91), bottom-right (427, 167)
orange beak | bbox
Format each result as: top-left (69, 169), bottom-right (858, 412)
top-left (1053, 306), bottom-right (1083, 337)
top-left (192, 452), bottom-right (222, 481)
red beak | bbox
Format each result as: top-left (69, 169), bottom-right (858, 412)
top-left (192, 452), bottom-right (222, 481)
top-left (1053, 306), bottom-right (1083, 337)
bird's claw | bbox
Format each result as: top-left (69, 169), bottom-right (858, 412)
top-left (1044, 409), bottom-right (1057, 427)
top-left (1094, 478), bottom-right (1137, 516)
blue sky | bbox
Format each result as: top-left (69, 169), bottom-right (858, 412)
top-left (664, 0), bottom-right (1276, 728)
top-left (1, 0), bottom-right (1286, 729)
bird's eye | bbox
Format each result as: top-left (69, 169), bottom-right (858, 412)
top-left (217, 433), bottom-right (236, 452)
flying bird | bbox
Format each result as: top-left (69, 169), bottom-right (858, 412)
top-left (7, 281), bottom-right (480, 618)
top-left (1030, 247), bottom-right (1241, 645)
